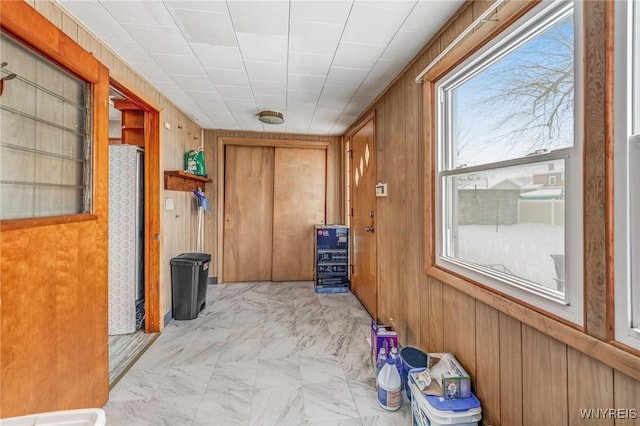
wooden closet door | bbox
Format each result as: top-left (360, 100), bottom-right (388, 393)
top-left (223, 145), bottom-right (274, 281)
top-left (272, 148), bottom-right (326, 281)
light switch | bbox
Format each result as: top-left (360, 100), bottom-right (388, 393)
top-left (165, 198), bottom-right (175, 211)
top-left (164, 122), bottom-right (171, 130)
top-left (376, 182), bottom-right (388, 197)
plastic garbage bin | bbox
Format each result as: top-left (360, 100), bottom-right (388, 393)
top-left (170, 253), bottom-right (211, 320)
top-left (399, 346), bottom-right (428, 399)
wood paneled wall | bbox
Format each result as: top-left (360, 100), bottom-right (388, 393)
top-left (0, 1), bottom-right (110, 417)
top-left (203, 130), bottom-right (343, 279)
top-left (22, 0), bottom-right (207, 324)
top-left (344, 1), bottom-right (640, 425)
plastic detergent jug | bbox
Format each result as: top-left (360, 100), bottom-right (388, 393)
top-left (377, 357), bottom-right (402, 411)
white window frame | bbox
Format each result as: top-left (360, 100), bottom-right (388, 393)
top-left (614, 0), bottom-right (640, 349)
top-left (434, 0), bottom-right (584, 325)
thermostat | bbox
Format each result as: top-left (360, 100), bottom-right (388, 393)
top-left (375, 182), bottom-right (387, 197)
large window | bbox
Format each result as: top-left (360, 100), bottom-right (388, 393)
top-left (614, 0), bottom-right (640, 349)
top-left (435, 1), bottom-right (583, 324)
top-left (0, 32), bottom-right (91, 220)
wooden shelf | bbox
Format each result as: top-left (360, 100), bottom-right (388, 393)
top-left (164, 171), bottom-right (211, 192)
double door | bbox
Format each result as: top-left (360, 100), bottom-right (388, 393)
top-left (223, 145), bottom-right (326, 282)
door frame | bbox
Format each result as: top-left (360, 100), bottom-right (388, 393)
top-left (109, 80), bottom-right (161, 333)
top-left (345, 111), bottom-right (378, 318)
top-left (217, 137), bottom-right (330, 283)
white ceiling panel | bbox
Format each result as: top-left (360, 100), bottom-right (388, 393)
top-left (325, 67), bottom-right (370, 88)
top-left (333, 42), bottom-right (386, 70)
top-left (289, 20), bottom-right (343, 56)
top-left (216, 85), bottom-right (254, 100)
top-left (123, 24), bottom-right (191, 56)
top-left (165, 1), bottom-right (229, 14)
top-left (192, 45), bottom-right (244, 70)
top-left (170, 9), bottom-right (237, 46)
top-left (57, 0), bottom-right (464, 135)
top-left (152, 54), bottom-right (203, 75)
top-left (101, 1), bottom-right (175, 27)
top-left (252, 81), bottom-right (287, 97)
top-left (288, 52), bottom-right (333, 76)
top-left (58, 2), bottom-right (129, 39)
top-left (290, 1), bottom-right (352, 25)
top-left (227, 1), bottom-right (289, 35)
top-left (244, 61), bottom-right (287, 82)
top-left (254, 95), bottom-right (287, 112)
top-left (101, 37), bottom-right (155, 65)
top-left (236, 33), bottom-right (288, 63)
top-left (341, 3), bottom-right (411, 46)
top-left (205, 68), bottom-right (251, 87)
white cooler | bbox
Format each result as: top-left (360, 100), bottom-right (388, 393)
top-left (0, 408), bottom-right (106, 426)
top-left (409, 368), bottom-right (482, 426)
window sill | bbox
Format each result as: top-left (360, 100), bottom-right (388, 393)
top-left (426, 265), bottom-right (640, 382)
top-left (1, 213), bottom-right (97, 231)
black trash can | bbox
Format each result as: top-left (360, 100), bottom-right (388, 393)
top-left (170, 253), bottom-right (211, 320)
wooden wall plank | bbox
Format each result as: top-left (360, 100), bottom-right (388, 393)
top-left (522, 325), bottom-right (568, 426)
top-left (422, 276), bottom-right (444, 352)
top-left (499, 312), bottom-right (523, 426)
top-left (568, 348), bottom-right (614, 426)
top-left (475, 302), bottom-right (501, 426)
top-left (614, 371), bottom-right (640, 426)
top-left (442, 285), bottom-right (476, 375)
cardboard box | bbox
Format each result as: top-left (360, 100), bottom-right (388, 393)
top-left (371, 320), bottom-right (398, 370)
top-left (427, 353), bottom-right (472, 399)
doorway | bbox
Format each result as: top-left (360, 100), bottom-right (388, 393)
top-left (107, 83), bottom-right (161, 386)
top-left (218, 138), bottom-right (328, 283)
top-left (349, 114), bottom-right (378, 319)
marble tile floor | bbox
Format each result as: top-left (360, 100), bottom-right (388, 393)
top-left (104, 281), bottom-right (412, 426)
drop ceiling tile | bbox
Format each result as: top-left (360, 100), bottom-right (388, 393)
top-left (341, 3), bottom-right (411, 46)
top-left (254, 95), bottom-right (287, 112)
top-left (288, 74), bottom-right (325, 93)
top-left (400, 1), bottom-right (463, 33)
top-left (102, 37), bottom-right (155, 64)
top-left (100, 1), bottom-right (174, 27)
top-left (325, 67), bottom-right (370, 88)
top-left (193, 101), bottom-right (233, 115)
top-left (381, 30), bottom-right (426, 63)
top-left (236, 33), bottom-right (287, 63)
top-left (152, 54), bottom-right (203, 76)
top-left (129, 62), bottom-right (173, 84)
top-left (366, 59), bottom-right (403, 85)
top-left (333, 42), bottom-right (385, 69)
top-left (244, 61), bottom-right (287, 82)
top-left (288, 52), bottom-right (333, 76)
top-left (185, 90), bottom-right (224, 104)
top-left (216, 85), bottom-right (254, 100)
top-left (290, 1), bottom-right (352, 25)
top-left (172, 77), bottom-right (220, 94)
top-left (289, 20), bottom-right (343, 56)
top-left (192, 45), bottom-right (244, 70)
top-left (123, 24), bottom-right (191, 55)
top-left (311, 108), bottom-right (342, 127)
top-left (287, 90), bottom-right (321, 104)
top-left (354, 0), bottom-right (417, 12)
top-left (205, 68), bottom-right (251, 87)
top-left (252, 81), bottom-right (286, 97)
top-left (170, 9), bottom-right (237, 46)
top-left (227, 1), bottom-right (289, 35)
top-left (319, 85), bottom-right (358, 103)
top-left (165, 1), bottom-right (229, 14)
top-left (287, 103), bottom-right (317, 116)
top-left (316, 96), bottom-right (349, 111)
top-left (58, 1), bottom-right (129, 38)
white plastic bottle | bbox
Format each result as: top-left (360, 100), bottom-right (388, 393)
top-left (377, 357), bottom-right (402, 411)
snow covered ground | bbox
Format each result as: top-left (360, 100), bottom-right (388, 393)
top-left (457, 223), bottom-right (564, 290)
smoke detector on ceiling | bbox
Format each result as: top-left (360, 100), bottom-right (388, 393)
top-left (258, 110), bottom-right (284, 125)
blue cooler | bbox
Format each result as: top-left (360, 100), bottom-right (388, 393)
top-left (408, 367), bottom-right (482, 426)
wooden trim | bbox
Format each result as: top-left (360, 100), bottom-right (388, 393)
top-left (423, 82), bottom-right (436, 272)
top-left (0, 214), bottom-right (97, 231)
top-left (427, 266), bottom-right (640, 383)
top-left (109, 78), bottom-right (162, 333)
top-left (583, 0), bottom-right (612, 341)
top-left (218, 137), bottom-right (329, 150)
top-left (344, 110), bottom-right (376, 141)
top-left (0, 1), bottom-right (99, 82)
